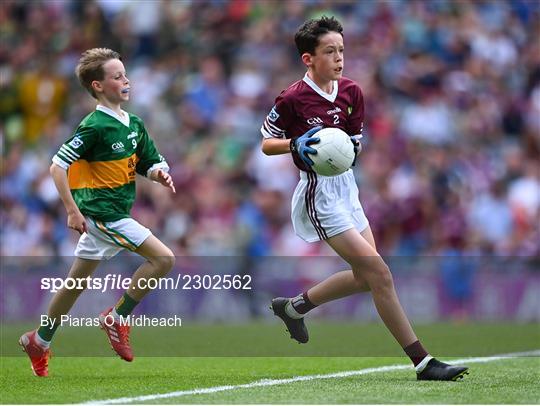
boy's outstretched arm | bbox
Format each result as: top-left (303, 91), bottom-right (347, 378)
top-left (261, 138), bottom-right (291, 155)
top-left (149, 168), bottom-right (176, 193)
top-left (49, 163), bottom-right (87, 234)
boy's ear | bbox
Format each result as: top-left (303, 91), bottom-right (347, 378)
top-left (301, 52), bottom-right (313, 68)
top-left (91, 80), bottom-right (102, 94)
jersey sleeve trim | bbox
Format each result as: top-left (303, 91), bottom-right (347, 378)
top-left (56, 150), bottom-right (74, 164)
top-left (53, 130), bottom-right (87, 169)
top-left (60, 145), bottom-right (80, 160)
top-left (63, 144), bottom-right (80, 157)
top-left (261, 118), bottom-right (286, 139)
top-left (260, 126), bottom-right (275, 139)
top-left (52, 155), bottom-right (70, 170)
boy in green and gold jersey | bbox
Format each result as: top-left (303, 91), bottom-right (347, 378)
top-left (19, 48), bottom-right (176, 376)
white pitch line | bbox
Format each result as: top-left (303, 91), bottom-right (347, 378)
top-left (84, 350), bottom-right (540, 404)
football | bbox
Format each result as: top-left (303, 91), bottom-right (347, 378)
top-left (310, 127), bottom-right (355, 176)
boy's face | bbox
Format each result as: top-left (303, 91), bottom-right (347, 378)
top-left (303, 31), bottom-right (344, 82)
top-left (92, 59), bottom-right (130, 104)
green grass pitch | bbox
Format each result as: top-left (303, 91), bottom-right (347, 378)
top-left (1, 322), bottom-right (539, 404)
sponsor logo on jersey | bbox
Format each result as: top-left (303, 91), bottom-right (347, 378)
top-left (112, 142), bottom-right (125, 152)
top-left (127, 131), bottom-right (138, 139)
top-left (326, 107), bottom-right (342, 115)
top-left (268, 106), bottom-right (280, 122)
top-left (128, 157), bottom-right (136, 169)
top-left (69, 136), bottom-right (83, 149)
top-left (307, 117), bottom-right (323, 125)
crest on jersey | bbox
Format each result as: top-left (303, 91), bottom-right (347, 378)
top-left (347, 106), bottom-right (353, 115)
top-left (268, 106), bottom-right (280, 122)
top-left (69, 136), bottom-right (83, 149)
top-left (112, 142), bottom-right (125, 152)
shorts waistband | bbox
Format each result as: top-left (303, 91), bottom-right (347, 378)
top-left (299, 169), bottom-right (352, 181)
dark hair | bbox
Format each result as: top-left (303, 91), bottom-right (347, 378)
top-left (75, 48), bottom-right (121, 99)
top-left (294, 16), bottom-right (343, 56)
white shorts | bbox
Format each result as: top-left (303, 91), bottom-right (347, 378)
top-left (74, 217), bottom-right (152, 260)
top-left (291, 169), bottom-right (369, 243)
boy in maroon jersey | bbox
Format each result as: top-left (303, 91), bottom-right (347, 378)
top-left (261, 16), bottom-right (468, 381)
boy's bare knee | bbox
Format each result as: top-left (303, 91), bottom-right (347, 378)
top-left (162, 253), bottom-right (176, 272)
top-left (371, 263), bottom-right (394, 292)
top-left (353, 260), bottom-right (394, 293)
top-left (151, 251), bottom-right (175, 276)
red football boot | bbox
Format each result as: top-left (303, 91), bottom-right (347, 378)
top-left (99, 307), bottom-right (134, 362)
top-left (19, 330), bottom-right (51, 377)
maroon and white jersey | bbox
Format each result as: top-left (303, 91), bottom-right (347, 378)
top-left (261, 74), bottom-right (364, 171)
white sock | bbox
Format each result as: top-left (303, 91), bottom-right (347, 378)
top-left (34, 332), bottom-right (51, 349)
top-left (284, 300), bottom-right (304, 319)
top-left (111, 307), bottom-right (122, 322)
top-left (415, 355), bottom-right (434, 373)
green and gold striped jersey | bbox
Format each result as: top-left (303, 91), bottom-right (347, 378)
top-left (52, 105), bottom-right (169, 222)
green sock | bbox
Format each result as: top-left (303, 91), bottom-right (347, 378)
top-left (115, 293), bottom-right (139, 317)
top-left (37, 318), bottom-right (59, 342)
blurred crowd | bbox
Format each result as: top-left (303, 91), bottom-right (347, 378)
top-left (1, 0), bottom-right (539, 259)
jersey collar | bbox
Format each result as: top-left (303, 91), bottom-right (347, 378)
top-left (96, 105), bottom-right (130, 127)
top-left (302, 73), bottom-right (338, 103)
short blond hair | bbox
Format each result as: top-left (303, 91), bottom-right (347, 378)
top-left (75, 48), bottom-right (121, 99)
